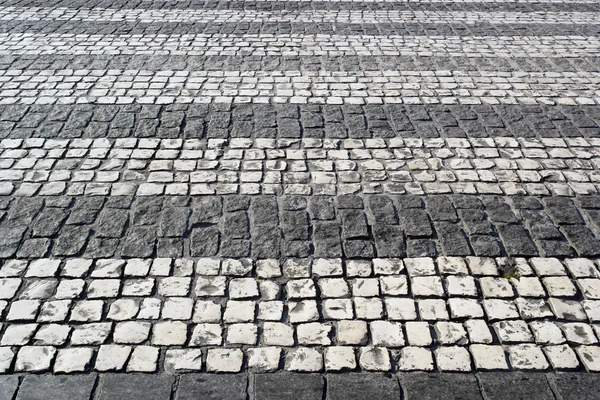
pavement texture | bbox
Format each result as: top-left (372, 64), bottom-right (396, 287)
top-left (2, 0), bottom-right (600, 398)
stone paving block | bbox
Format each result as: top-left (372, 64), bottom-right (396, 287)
top-left (478, 373), bottom-right (555, 400)
top-left (176, 374), bottom-right (247, 400)
top-left (99, 374), bottom-right (174, 400)
top-left (17, 375), bottom-right (97, 400)
top-left (400, 374), bottom-right (483, 400)
top-left (254, 373), bottom-right (323, 400)
top-left (326, 373), bottom-right (399, 400)
top-left (0, 376), bottom-right (19, 400)
top-left (550, 373), bottom-right (600, 400)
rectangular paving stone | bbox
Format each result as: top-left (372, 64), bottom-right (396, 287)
top-left (254, 373), bottom-right (324, 400)
top-left (17, 375), bottom-right (97, 400)
top-left (478, 373), bottom-right (555, 400)
top-left (549, 373), bottom-right (600, 400)
top-left (400, 374), bottom-right (483, 400)
top-left (99, 374), bottom-right (174, 400)
top-left (176, 374), bottom-right (247, 400)
top-left (0, 376), bottom-right (20, 400)
top-left (326, 373), bottom-right (400, 400)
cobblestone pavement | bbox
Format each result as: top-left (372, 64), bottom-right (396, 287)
top-left (2, 0), bottom-right (600, 398)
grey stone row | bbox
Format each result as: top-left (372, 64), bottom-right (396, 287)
top-left (1, 372), bottom-right (600, 400)
top-left (2, 21), bottom-right (599, 37)
top-left (1, 0), bottom-right (598, 11)
top-left (2, 194), bottom-right (600, 259)
top-left (1, 104), bottom-right (599, 140)
top-left (2, 53), bottom-right (600, 73)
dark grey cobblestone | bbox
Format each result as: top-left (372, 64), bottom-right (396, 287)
top-left (1, 104), bottom-right (600, 140)
top-left (17, 375), bottom-right (97, 400)
top-left (1, 372), bottom-right (596, 400)
top-left (1, 194), bottom-right (600, 259)
top-left (478, 373), bottom-right (555, 400)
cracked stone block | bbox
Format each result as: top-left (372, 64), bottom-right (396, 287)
top-left (1, 324), bottom-right (37, 346)
top-left (70, 300), bottom-right (105, 322)
top-left (435, 346), bottom-right (472, 372)
top-left (70, 323), bottom-right (112, 345)
top-left (152, 321), bottom-right (188, 345)
top-left (195, 276), bottom-right (227, 297)
top-left (358, 347), bottom-right (391, 372)
top-left (543, 345), bottom-right (579, 369)
top-left (206, 349), bottom-right (243, 372)
top-left (54, 347), bottom-right (94, 373)
top-left (469, 345), bottom-right (509, 370)
top-left (127, 346), bottom-right (159, 372)
top-left (577, 346), bottom-right (600, 372)
top-left (288, 300), bottom-right (319, 323)
top-left (370, 321), bottom-right (405, 347)
top-left (285, 347), bottom-right (323, 372)
top-left (158, 277), bottom-right (191, 296)
top-left (0, 347), bottom-right (15, 373)
top-left (380, 276), bottom-right (408, 296)
top-left (373, 259), bottom-right (404, 275)
top-left (33, 324), bottom-right (71, 345)
top-left (164, 349), bottom-right (203, 372)
top-left (15, 346), bottom-right (56, 372)
top-left (560, 323), bottom-right (597, 345)
top-left (351, 279), bottom-right (379, 297)
top-left (494, 320), bottom-right (534, 343)
top-left (405, 258), bottom-right (436, 276)
top-left (354, 297), bottom-right (383, 319)
top-left (95, 345), bottom-right (132, 372)
top-left (248, 347), bottom-right (281, 372)
top-left (312, 259), bottom-right (343, 277)
top-left (263, 322), bottom-right (294, 346)
top-left (226, 323), bottom-right (257, 345)
top-left (411, 276), bottom-right (445, 297)
top-left (256, 260), bottom-right (281, 278)
top-left (398, 347), bottom-right (434, 371)
top-left (26, 259), bottom-right (61, 278)
top-left (223, 300), bottom-right (256, 323)
top-left (385, 298), bottom-right (417, 321)
top-left (162, 298), bottom-right (194, 320)
top-left (297, 323), bottom-right (331, 346)
top-left (192, 300), bottom-right (222, 323)
top-left (113, 321), bottom-right (151, 344)
top-left (324, 346), bottom-right (356, 371)
top-left (507, 344), bottom-right (550, 370)
top-left (107, 299), bottom-right (140, 321)
top-left (6, 299), bottom-right (39, 321)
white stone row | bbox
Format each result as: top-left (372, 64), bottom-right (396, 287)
top-left (1, 69), bottom-right (600, 105)
top-left (4, 344), bottom-right (600, 373)
top-left (1, 136), bottom-right (600, 196)
top-left (1, 257), bottom-right (600, 373)
top-left (2, 33), bottom-right (599, 58)
top-left (0, 8), bottom-right (599, 24)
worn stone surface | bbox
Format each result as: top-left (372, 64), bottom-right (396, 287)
top-left (177, 374), bottom-right (247, 400)
top-left (98, 374), bottom-right (174, 400)
top-left (254, 373), bottom-right (324, 400)
top-left (400, 374), bottom-right (483, 400)
top-left (327, 373), bottom-right (399, 400)
top-left (17, 375), bottom-right (97, 400)
top-left (478, 373), bottom-right (555, 400)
